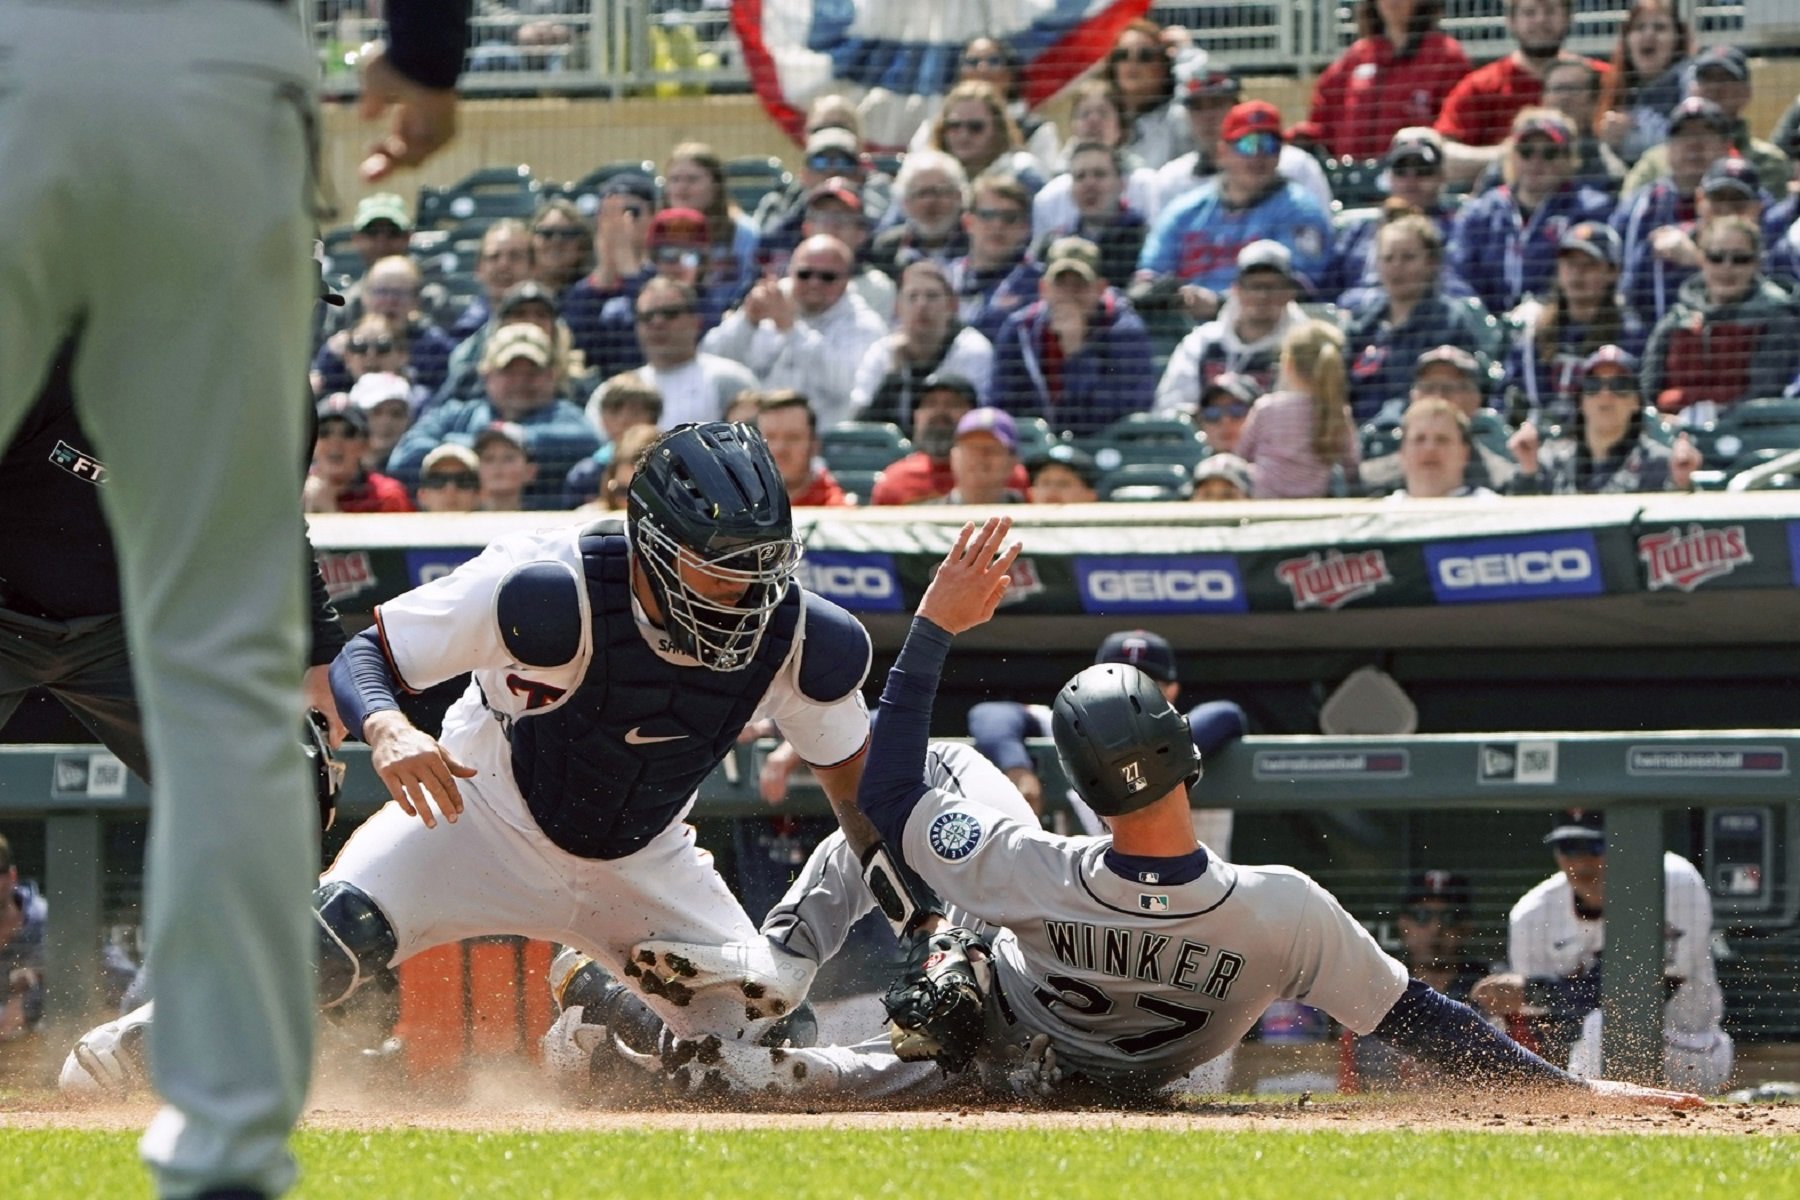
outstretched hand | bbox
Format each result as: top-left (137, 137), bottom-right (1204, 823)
top-left (917, 518), bottom-right (1021, 636)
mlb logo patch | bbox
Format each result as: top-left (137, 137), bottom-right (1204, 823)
top-left (928, 810), bottom-right (985, 863)
top-left (1139, 894), bottom-right (1170, 912)
top-left (1121, 759), bottom-right (1146, 794)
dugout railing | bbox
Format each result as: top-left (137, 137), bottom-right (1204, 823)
top-left (4, 730), bottom-right (1795, 1084)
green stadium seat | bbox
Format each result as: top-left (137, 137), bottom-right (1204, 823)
top-left (1012, 415), bottom-right (1056, 463)
top-left (1082, 412), bottom-right (1208, 474)
top-left (1097, 461), bottom-right (1193, 502)
top-left (820, 421), bottom-right (911, 473)
top-left (724, 156), bottom-right (793, 215)
top-left (319, 226), bottom-right (364, 284)
top-left (1325, 158), bottom-right (1385, 210)
top-left (830, 468), bottom-right (885, 504)
top-left (415, 166), bottom-right (542, 232)
top-left (553, 160), bottom-right (659, 215)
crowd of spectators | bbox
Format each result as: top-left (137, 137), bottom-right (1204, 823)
top-left (307, 2), bottom-right (1800, 509)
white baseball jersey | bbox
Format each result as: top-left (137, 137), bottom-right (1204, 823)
top-left (898, 745), bottom-right (1408, 1088)
top-left (376, 523), bottom-right (870, 786)
top-left (1507, 853), bottom-right (1724, 1042)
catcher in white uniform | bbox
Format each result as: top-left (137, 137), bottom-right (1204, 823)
top-left (1471, 809), bottom-right (1732, 1093)
top-left (66, 423), bottom-right (876, 1092)
top-left (551, 518), bottom-right (1702, 1110)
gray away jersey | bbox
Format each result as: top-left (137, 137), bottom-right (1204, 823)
top-left (901, 744), bottom-right (1408, 1088)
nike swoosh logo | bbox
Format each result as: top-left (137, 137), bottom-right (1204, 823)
top-left (624, 727), bottom-right (688, 745)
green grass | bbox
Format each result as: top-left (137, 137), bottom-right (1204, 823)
top-left (5, 1127), bottom-right (1795, 1200)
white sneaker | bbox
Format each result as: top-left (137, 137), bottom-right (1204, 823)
top-left (60, 1002), bottom-right (153, 1097)
top-left (624, 937), bottom-right (815, 1021)
top-left (660, 1033), bottom-right (835, 1099)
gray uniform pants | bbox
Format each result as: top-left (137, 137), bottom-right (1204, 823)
top-left (0, 3), bottom-right (319, 1196)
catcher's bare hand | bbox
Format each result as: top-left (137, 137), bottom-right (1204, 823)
top-left (357, 44), bottom-right (460, 181)
top-left (1470, 972), bottom-right (1526, 1017)
top-left (1587, 1078), bottom-right (1706, 1110)
top-left (363, 710), bottom-right (476, 828)
top-left (918, 517), bottom-right (1021, 635)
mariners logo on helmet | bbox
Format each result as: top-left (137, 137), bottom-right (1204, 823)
top-left (928, 811), bottom-right (984, 862)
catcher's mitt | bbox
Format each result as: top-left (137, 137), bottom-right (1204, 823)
top-left (304, 709), bottom-right (346, 833)
top-left (883, 926), bottom-right (993, 1073)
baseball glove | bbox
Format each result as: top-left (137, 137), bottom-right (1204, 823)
top-left (883, 926), bottom-right (993, 1074)
top-left (303, 709), bottom-right (346, 833)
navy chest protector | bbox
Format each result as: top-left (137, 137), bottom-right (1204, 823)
top-left (511, 523), bottom-right (800, 859)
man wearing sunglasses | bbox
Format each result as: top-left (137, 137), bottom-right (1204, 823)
top-left (1136, 101), bottom-right (1331, 321)
top-left (1153, 241), bottom-right (1308, 415)
top-left (1154, 57), bottom-right (1331, 216)
top-left (630, 277), bottom-right (756, 430)
top-left (704, 235), bottom-right (888, 432)
top-left (1621, 156), bottom-right (1798, 324)
top-left (754, 126), bottom-right (885, 264)
top-left (313, 256), bottom-right (457, 397)
top-left (580, 208), bottom-right (729, 382)
top-left (1471, 809), bottom-right (1731, 1094)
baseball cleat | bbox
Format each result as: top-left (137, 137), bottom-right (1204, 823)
top-left (658, 1032), bottom-right (834, 1098)
top-left (60, 1002), bottom-right (154, 1097)
top-left (626, 937), bottom-right (815, 1021)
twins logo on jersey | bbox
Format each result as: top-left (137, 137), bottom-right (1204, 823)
top-left (928, 810), bottom-right (984, 862)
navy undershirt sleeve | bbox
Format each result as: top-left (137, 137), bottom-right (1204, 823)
top-left (330, 628), bottom-right (402, 742)
top-left (1373, 979), bottom-right (1578, 1088)
top-left (856, 617), bottom-right (953, 850)
top-left (384, 0), bottom-right (473, 91)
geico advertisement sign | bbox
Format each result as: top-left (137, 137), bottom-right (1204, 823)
top-left (1075, 556), bottom-right (1247, 614)
top-left (795, 552), bottom-right (905, 611)
top-left (1424, 532), bottom-right (1604, 604)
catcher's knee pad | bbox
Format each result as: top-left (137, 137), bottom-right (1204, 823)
top-left (313, 881), bottom-right (398, 1009)
top-left (552, 949), bottom-right (667, 1055)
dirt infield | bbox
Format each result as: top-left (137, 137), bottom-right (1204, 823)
top-left (6, 1092), bottom-right (1797, 1138)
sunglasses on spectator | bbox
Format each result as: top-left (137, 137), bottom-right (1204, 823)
top-left (794, 268), bottom-right (843, 283)
top-left (1402, 905), bottom-right (1469, 925)
top-left (943, 119), bottom-right (991, 136)
top-left (653, 246), bottom-right (704, 268)
top-left (1515, 143), bottom-right (1566, 162)
top-left (316, 421), bottom-right (364, 440)
top-left (1552, 836), bottom-right (1606, 858)
top-left (534, 226), bottom-right (587, 241)
top-left (1110, 46), bottom-right (1162, 64)
top-left (972, 206), bottom-right (1026, 225)
top-left (419, 471), bottom-right (480, 491)
top-left (806, 152), bottom-right (859, 172)
top-left (1582, 374), bottom-right (1638, 396)
top-left (962, 54), bottom-right (1008, 69)
top-left (1228, 133), bottom-right (1281, 158)
top-left (1704, 248), bottom-right (1757, 266)
top-left (1200, 402), bottom-right (1251, 421)
top-left (347, 336), bottom-right (397, 355)
top-left (635, 304), bottom-right (692, 324)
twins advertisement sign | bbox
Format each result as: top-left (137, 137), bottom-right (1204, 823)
top-left (1637, 524), bottom-right (1752, 591)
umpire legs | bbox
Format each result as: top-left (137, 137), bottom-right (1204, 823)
top-left (0, 5), bottom-right (319, 1197)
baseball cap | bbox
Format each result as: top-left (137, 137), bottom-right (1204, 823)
top-left (1581, 344), bottom-right (1641, 376)
top-left (1220, 100), bottom-right (1283, 143)
top-left (482, 322), bottom-right (554, 371)
top-left (348, 371), bottom-right (415, 414)
top-left (920, 371), bottom-right (980, 407)
top-left (1045, 236), bottom-right (1103, 283)
top-left (474, 421), bottom-right (531, 456)
top-left (1193, 453), bottom-right (1252, 496)
top-left (1558, 221), bottom-right (1623, 267)
top-left (805, 176), bottom-right (863, 213)
top-left (315, 400), bottom-right (369, 437)
top-left (497, 279), bottom-right (560, 319)
top-left (354, 193), bottom-right (411, 233)
top-left (953, 407), bottom-right (1018, 452)
top-left (1384, 129), bottom-right (1445, 172)
top-left (649, 207), bottom-right (709, 248)
top-left (599, 173), bottom-right (658, 207)
top-left (421, 443), bottom-right (480, 475)
top-left (1544, 808), bottom-right (1605, 847)
top-left (1668, 95), bottom-right (1730, 135)
top-left (1027, 442), bottom-right (1099, 487)
top-left (1701, 156), bottom-right (1760, 199)
top-left (1415, 344), bottom-right (1482, 382)
top-left (1236, 239), bottom-right (1295, 281)
top-left (1201, 373), bottom-right (1260, 409)
top-left (1693, 44), bottom-right (1749, 82)
top-left (805, 126), bottom-right (861, 157)
top-left (1173, 52), bottom-right (1239, 105)
top-left (1514, 113), bottom-right (1571, 146)
top-left (1095, 629), bottom-right (1178, 684)
top-left (1400, 869), bottom-right (1473, 912)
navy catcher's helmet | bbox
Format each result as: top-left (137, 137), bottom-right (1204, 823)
top-left (627, 422), bottom-right (801, 671)
top-left (1051, 664), bottom-right (1200, 817)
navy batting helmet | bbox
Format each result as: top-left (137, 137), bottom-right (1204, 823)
top-left (627, 422), bottom-right (801, 670)
top-left (1051, 664), bottom-right (1200, 817)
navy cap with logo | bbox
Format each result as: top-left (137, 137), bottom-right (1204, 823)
top-left (1581, 344), bottom-right (1640, 376)
top-left (1544, 807), bottom-right (1606, 847)
top-left (1701, 156), bottom-right (1760, 199)
top-left (1559, 221), bottom-right (1623, 267)
top-left (1384, 133), bottom-right (1445, 172)
top-left (1693, 45), bottom-right (1749, 82)
top-left (1401, 869), bottom-right (1473, 912)
top-left (1668, 96), bottom-right (1731, 135)
top-left (1028, 442), bottom-right (1100, 488)
top-left (1094, 629), bottom-right (1178, 684)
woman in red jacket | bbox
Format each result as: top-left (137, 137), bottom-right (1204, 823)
top-left (1306, 0), bottom-right (1472, 161)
